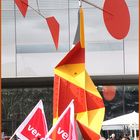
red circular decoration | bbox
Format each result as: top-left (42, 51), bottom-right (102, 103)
top-left (103, 0), bottom-right (130, 39)
top-left (102, 86), bottom-right (116, 101)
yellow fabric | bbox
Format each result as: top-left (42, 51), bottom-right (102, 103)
top-left (55, 63), bottom-right (85, 89)
top-left (88, 108), bottom-right (105, 134)
top-left (55, 64), bottom-right (102, 98)
top-left (76, 111), bottom-right (89, 126)
top-left (85, 71), bottom-right (102, 98)
top-left (76, 108), bottom-right (105, 134)
top-left (53, 118), bottom-right (58, 125)
top-left (53, 7), bottom-right (105, 139)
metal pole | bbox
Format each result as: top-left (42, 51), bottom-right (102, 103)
top-left (20, 0), bottom-right (46, 19)
top-left (130, 126), bottom-right (132, 137)
top-left (134, 124), bottom-right (137, 139)
top-left (79, 0), bottom-right (82, 7)
top-left (14, 0), bottom-right (18, 77)
top-left (81, 0), bottom-right (113, 16)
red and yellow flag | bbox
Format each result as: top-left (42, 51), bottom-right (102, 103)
top-left (53, 8), bottom-right (105, 140)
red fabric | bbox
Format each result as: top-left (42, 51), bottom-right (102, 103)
top-left (56, 42), bottom-right (85, 67)
top-left (21, 108), bottom-right (47, 139)
top-left (86, 91), bottom-right (105, 110)
top-left (77, 121), bottom-right (100, 140)
top-left (46, 101), bottom-right (77, 140)
top-left (46, 17), bottom-right (60, 49)
top-left (14, 0), bottom-right (28, 17)
top-left (53, 75), bottom-right (60, 118)
top-left (103, 0), bottom-right (130, 39)
top-left (53, 75), bottom-right (104, 118)
top-left (48, 109), bottom-right (71, 139)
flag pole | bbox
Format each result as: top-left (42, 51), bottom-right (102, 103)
top-left (79, 0), bottom-right (82, 7)
top-left (9, 132), bottom-right (16, 140)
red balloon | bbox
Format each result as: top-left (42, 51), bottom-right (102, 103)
top-left (103, 0), bottom-right (130, 39)
top-left (102, 86), bottom-right (116, 101)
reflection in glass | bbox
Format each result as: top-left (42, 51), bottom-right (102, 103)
top-left (98, 85), bottom-right (138, 120)
top-left (2, 85), bottom-right (138, 136)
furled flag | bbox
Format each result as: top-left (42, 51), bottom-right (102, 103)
top-left (53, 7), bottom-right (105, 140)
top-left (14, 0), bottom-right (28, 17)
top-left (10, 100), bottom-right (48, 140)
top-left (45, 100), bottom-right (77, 140)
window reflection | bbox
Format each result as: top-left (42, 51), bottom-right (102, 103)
top-left (2, 88), bottom-right (53, 136)
top-left (2, 85), bottom-right (138, 136)
top-left (98, 85), bottom-right (138, 120)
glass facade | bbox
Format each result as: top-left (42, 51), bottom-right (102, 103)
top-left (2, 88), bottom-right (53, 136)
top-left (2, 0), bottom-right (138, 77)
top-left (1, 0), bottom-right (139, 139)
top-left (2, 85), bottom-right (138, 136)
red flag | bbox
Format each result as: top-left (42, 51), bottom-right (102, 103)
top-left (10, 100), bottom-right (48, 140)
top-left (46, 16), bottom-right (60, 49)
top-left (14, 0), bottom-right (28, 17)
top-left (45, 100), bottom-right (77, 140)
